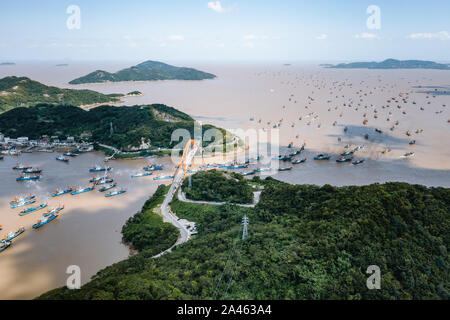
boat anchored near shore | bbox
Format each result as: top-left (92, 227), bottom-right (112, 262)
top-left (105, 189), bottom-right (127, 197)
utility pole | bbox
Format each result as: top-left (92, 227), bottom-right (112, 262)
top-left (242, 215), bottom-right (248, 240)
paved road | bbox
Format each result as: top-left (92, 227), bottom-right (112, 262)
top-left (154, 145), bottom-right (199, 258)
top-left (178, 188), bottom-right (262, 208)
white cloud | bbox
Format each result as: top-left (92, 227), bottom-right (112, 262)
top-left (354, 33), bottom-right (379, 39)
top-left (207, 1), bottom-right (225, 13)
top-left (406, 31), bottom-right (450, 41)
top-left (243, 35), bottom-right (275, 41)
top-left (316, 34), bottom-right (328, 40)
top-left (243, 35), bottom-right (257, 40)
top-left (168, 35), bottom-right (184, 41)
top-left (244, 42), bottom-right (255, 48)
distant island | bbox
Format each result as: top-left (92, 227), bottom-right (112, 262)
top-left (0, 103), bottom-right (227, 151)
top-left (0, 76), bottom-right (121, 113)
top-left (69, 60), bottom-right (217, 84)
top-left (324, 59), bottom-right (450, 70)
top-left (0, 62), bottom-right (15, 66)
top-left (55, 63), bottom-right (69, 67)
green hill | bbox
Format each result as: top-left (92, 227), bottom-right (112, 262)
top-left (0, 103), bottom-right (227, 151)
top-left (0, 76), bottom-right (118, 113)
top-left (69, 60), bottom-right (216, 84)
top-left (37, 176), bottom-right (450, 300)
top-left (325, 59), bottom-right (450, 70)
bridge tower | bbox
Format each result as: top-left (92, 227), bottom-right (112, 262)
top-left (175, 139), bottom-right (202, 179)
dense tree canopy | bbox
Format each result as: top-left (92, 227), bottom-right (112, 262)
top-left (38, 177), bottom-right (450, 300)
top-left (0, 103), bottom-right (227, 151)
top-left (182, 170), bottom-right (254, 204)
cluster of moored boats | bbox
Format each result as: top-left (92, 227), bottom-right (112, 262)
top-left (1, 193), bottom-right (66, 253)
top-left (312, 144), bottom-right (366, 165)
top-left (13, 163), bottom-right (42, 182)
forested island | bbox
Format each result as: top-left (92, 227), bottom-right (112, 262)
top-left (0, 76), bottom-right (119, 113)
top-left (324, 59), bottom-right (450, 70)
top-left (38, 173), bottom-right (450, 300)
top-left (0, 103), bottom-right (228, 151)
top-left (69, 60), bottom-right (216, 84)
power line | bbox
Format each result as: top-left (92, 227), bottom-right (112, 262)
top-left (242, 215), bottom-right (248, 240)
top-left (214, 215), bottom-right (249, 299)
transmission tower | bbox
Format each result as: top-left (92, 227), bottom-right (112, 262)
top-left (242, 215), bottom-right (248, 240)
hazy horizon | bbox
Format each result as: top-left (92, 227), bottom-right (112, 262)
top-left (1, 0), bottom-right (449, 62)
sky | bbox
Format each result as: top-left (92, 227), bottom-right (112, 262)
top-left (0, 0), bottom-right (449, 62)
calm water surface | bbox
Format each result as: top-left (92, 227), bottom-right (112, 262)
top-left (0, 61), bottom-right (449, 298)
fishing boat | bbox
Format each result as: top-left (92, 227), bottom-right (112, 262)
top-left (299, 143), bottom-right (306, 152)
top-left (89, 175), bottom-right (110, 183)
top-left (63, 152), bottom-right (78, 157)
top-left (226, 164), bottom-right (249, 169)
top-left (1, 227), bottom-right (25, 242)
top-left (131, 172), bottom-right (152, 178)
top-left (51, 187), bottom-right (73, 197)
top-left (352, 159), bottom-right (365, 165)
top-left (254, 167), bottom-right (271, 173)
top-left (22, 167), bottom-right (42, 174)
top-left (10, 199), bottom-right (36, 208)
top-left (71, 185), bottom-right (95, 195)
top-left (19, 203), bottom-right (48, 216)
top-left (288, 150), bottom-right (301, 157)
top-left (313, 154), bottom-right (330, 160)
top-left (56, 154), bottom-right (69, 162)
top-left (96, 177), bottom-right (114, 185)
top-left (98, 183), bottom-right (117, 192)
top-left (143, 164), bottom-right (163, 171)
top-left (105, 189), bottom-right (127, 197)
top-left (42, 205), bottom-right (64, 217)
top-left (16, 174), bottom-right (40, 181)
top-left (153, 175), bottom-right (174, 181)
top-left (274, 155), bottom-right (292, 161)
top-left (32, 213), bottom-right (60, 229)
top-left (291, 158), bottom-right (306, 164)
top-left (12, 163), bottom-right (32, 170)
top-left (89, 165), bottom-right (112, 172)
top-left (199, 164), bottom-right (218, 169)
top-left (10, 194), bottom-right (36, 206)
top-left (409, 140), bottom-right (416, 145)
top-left (354, 145), bottom-right (364, 151)
top-left (336, 157), bottom-right (353, 163)
top-left (341, 150), bottom-right (354, 156)
top-left (0, 241), bottom-right (11, 253)
top-left (403, 152), bottom-right (415, 158)
top-left (241, 170), bottom-right (255, 176)
top-left (278, 167), bottom-right (293, 171)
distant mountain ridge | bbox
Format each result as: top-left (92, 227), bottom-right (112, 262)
top-left (0, 76), bottom-right (119, 113)
top-left (324, 59), bottom-right (450, 70)
top-left (69, 60), bottom-right (217, 84)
